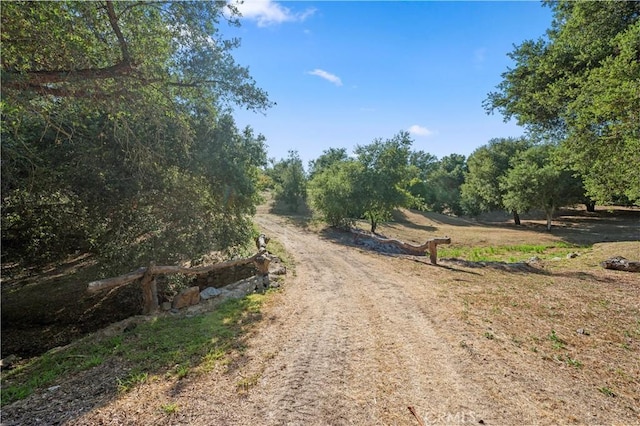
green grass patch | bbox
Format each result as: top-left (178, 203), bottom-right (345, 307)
top-left (439, 242), bottom-right (585, 263)
top-left (161, 402), bottom-right (179, 414)
top-left (1, 294), bottom-right (266, 406)
top-left (548, 329), bottom-right (567, 350)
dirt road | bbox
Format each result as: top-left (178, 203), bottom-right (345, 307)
top-left (42, 208), bottom-right (636, 425)
top-left (149, 212), bottom-right (538, 425)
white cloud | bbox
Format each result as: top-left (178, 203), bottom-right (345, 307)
top-left (229, 0), bottom-right (316, 27)
top-left (307, 69), bottom-right (343, 86)
top-left (408, 124), bottom-right (434, 137)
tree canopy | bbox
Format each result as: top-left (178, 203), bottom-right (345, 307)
top-left (484, 0), bottom-right (640, 205)
top-left (269, 151), bottom-right (308, 212)
top-left (461, 137), bottom-right (531, 222)
top-left (307, 147), bottom-right (349, 180)
top-left (353, 132), bottom-right (414, 233)
top-left (421, 154), bottom-right (467, 216)
top-left (1, 1), bottom-right (271, 272)
top-left (500, 144), bottom-right (584, 230)
top-left (308, 132), bottom-right (414, 233)
top-left (308, 159), bottom-right (362, 228)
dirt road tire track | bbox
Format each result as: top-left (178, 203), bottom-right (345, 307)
top-left (234, 213), bottom-right (515, 425)
top-left (8, 211), bottom-right (542, 425)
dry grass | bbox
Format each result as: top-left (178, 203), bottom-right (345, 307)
top-left (366, 207), bottom-right (640, 419)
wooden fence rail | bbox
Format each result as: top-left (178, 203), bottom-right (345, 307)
top-left (87, 234), bottom-right (271, 314)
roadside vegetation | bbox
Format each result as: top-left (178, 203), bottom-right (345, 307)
top-left (438, 241), bottom-right (584, 263)
top-left (1, 293), bottom-right (269, 406)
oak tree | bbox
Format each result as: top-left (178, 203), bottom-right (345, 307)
top-left (485, 1), bottom-right (640, 205)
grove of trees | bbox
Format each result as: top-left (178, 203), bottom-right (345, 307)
top-left (283, 1), bottom-right (639, 233)
top-left (3, 0), bottom-right (636, 274)
top-left (2, 1), bottom-right (271, 272)
top-left (499, 144), bottom-right (585, 230)
top-left (461, 137), bottom-right (531, 224)
top-left (484, 0), bottom-right (639, 206)
top-left (308, 132), bottom-right (414, 233)
top-left (300, 136), bottom-right (589, 233)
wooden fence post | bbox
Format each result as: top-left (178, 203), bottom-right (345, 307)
top-left (428, 241), bottom-right (438, 265)
top-left (140, 263), bottom-right (158, 314)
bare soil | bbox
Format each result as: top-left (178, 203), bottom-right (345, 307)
top-left (2, 205), bottom-right (639, 425)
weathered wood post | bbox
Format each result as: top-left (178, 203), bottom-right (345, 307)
top-left (427, 237), bottom-right (451, 265)
top-left (254, 234), bottom-right (271, 288)
top-left (254, 254), bottom-right (271, 288)
top-left (255, 233), bottom-right (270, 252)
top-left (140, 263), bottom-right (158, 314)
top-left (428, 241), bottom-right (438, 265)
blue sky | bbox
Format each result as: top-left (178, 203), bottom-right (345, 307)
top-left (222, 1), bottom-right (553, 167)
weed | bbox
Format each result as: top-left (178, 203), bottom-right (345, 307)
top-left (460, 298), bottom-right (470, 321)
top-left (236, 373), bottom-right (261, 394)
top-left (562, 355), bottom-right (582, 368)
top-left (548, 330), bottom-right (566, 350)
top-left (484, 332), bottom-right (495, 340)
top-left (169, 364), bottom-right (190, 379)
top-left (117, 372), bottom-right (148, 393)
top-left (598, 387), bottom-right (616, 397)
top-left (161, 403), bottom-right (179, 414)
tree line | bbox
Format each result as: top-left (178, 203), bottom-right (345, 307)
top-left (2, 0), bottom-right (637, 274)
top-left (265, 134), bottom-right (594, 233)
top-left (267, 0), bottom-right (639, 231)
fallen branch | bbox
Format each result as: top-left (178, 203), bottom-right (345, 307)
top-left (352, 230), bottom-right (451, 264)
top-left (87, 267), bottom-right (147, 294)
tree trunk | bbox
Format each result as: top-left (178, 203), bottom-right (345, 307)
top-left (545, 205), bottom-right (555, 230)
top-left (512, 211), bottom-right (521, 225)
top-left (585, 201), bottom-right (596, 212)
top-left (370, 219), bottom-right (377, 234)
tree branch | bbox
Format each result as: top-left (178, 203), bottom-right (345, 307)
top-left (1, 1), bottom-right (134, 93)
top-left (104, 0), bottom-right (131, 64)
